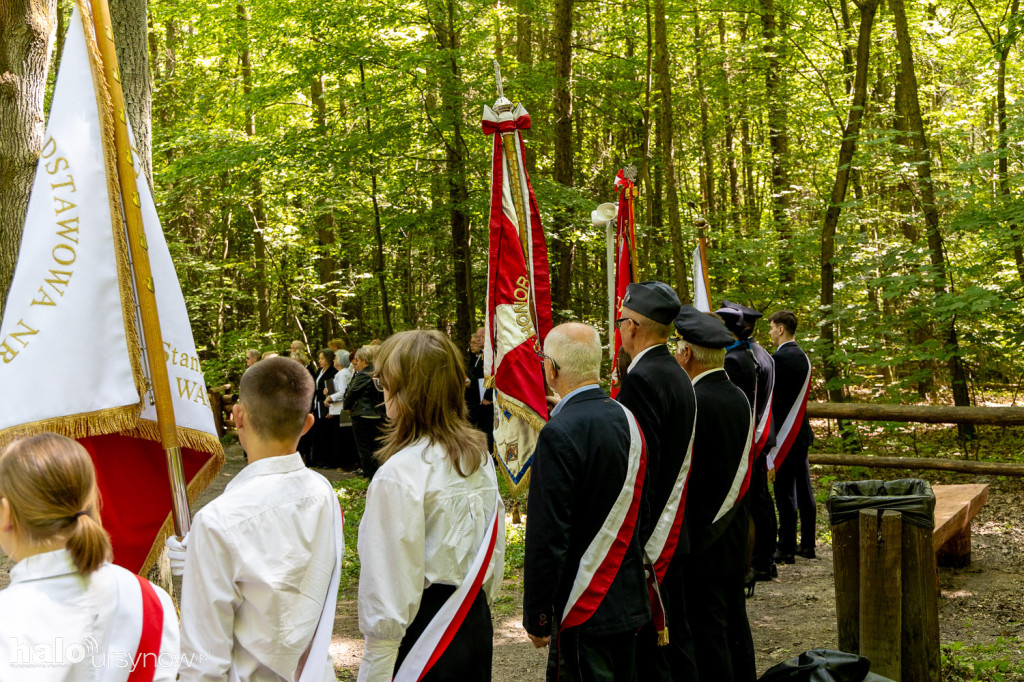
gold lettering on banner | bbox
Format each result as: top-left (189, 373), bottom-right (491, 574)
top-left (176, 377), bottom-right (210, 407)
top-left (52, 196), bottom-right (76, 215)
top-left (0, 341), bottom-right (18, 364)
top-left (56, 217), bottom-right (79, 244)
top-left (512, 276), bottom-right (534, 333)
top-left (0, 321), bottom-right (38, 362)
top-left (45, 157), bottom-right (70, 175)
top-left (51, 244), bottom-right (76, 266)
top-left (43, 270), bottom-right (73, 298)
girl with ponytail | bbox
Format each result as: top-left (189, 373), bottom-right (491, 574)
top-left (0, 433), bottom-right (180, 681)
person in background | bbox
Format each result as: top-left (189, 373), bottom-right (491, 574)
top-left (169, 356), bottom-right (343, 681)
top-left (260, 351), bottom-right (279, 361)
top-left (465, 326), bottom-right (494, 453)
top-left (357, 330), bottom-right (504, 682)
top-left (245, 348), bottom-right (260, 367)
top-left (523, 323), bottom-right (650, 681)
top-left (766, 310), bottom-right (816, 565)
top-left (0, 433), bottom-right (179, 681)
top-left (328, 338), bottom-right (346, 354)
top-left (311, 349), bottom-right (338, 467)
top-left (290, 340), bottom-right (318, 380)
top-left (673, 306), bottom-right (757, 682)
top-left (326, 350), bottom-right (359, 470)
top-left (345, 345), bottom-right (386, 478)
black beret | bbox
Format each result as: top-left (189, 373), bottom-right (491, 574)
top-left (622, 281), bottom-right (681, 325)
top-left (714, 306), bottom-right (745, 337)
top-left (674, 305), bottom-right (735, 349)
top-left (721, 299), bottom-right (763, 321)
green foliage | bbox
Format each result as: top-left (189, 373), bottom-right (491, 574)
top-left (942, 639), bottom-right (1024, 681)
top-left (334, 477), bottom-right (369, 593)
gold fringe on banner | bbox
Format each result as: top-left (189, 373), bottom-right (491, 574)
top-left (0, 405), bottom-right (141, 450)
top-left (77, 0), bottom-right (148, 404)
top-left (494, 391), bottom-right (546, 433)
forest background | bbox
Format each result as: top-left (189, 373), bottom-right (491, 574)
top-left (2, 0), bottom-right (1023, 415)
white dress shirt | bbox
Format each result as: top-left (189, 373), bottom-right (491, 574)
top-left (0, 549), bottom-right (179, 681)
top-left (357, 438), bottom-right (505, 682)
top-left (328, 367), bottom-right (354, 416)
top-left (178, 452), bottom-right (342, 682)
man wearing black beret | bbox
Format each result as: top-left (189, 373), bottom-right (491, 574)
top-left (615, 281), bottom-right (698, 682)
top-left (673, 305), bottom-right (757, 682)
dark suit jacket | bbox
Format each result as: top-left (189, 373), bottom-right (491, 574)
top-left (313, 366), bottom-right (338, 419)
top-left (750, 340), bottom-right (776, 456)
top-left (724, 341), bottom-right (757, 415)
top-left (523, 387), bottom-right (650, 637)
top-left (616, 344), bottom-right (697, 554)
top-left (343, 365), bottom-right (384, 418)
top-left (771, 341), bottom-right (814, 451)
top-left (464, 352), bottom-right (493, 433)
top-left (685, 369), bottom-right (752, 574)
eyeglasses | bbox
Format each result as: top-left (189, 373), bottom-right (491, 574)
top-left (536, 350), bottom-right (560, 372)
top-left (616, 317), bottom-right (636, 330)
top-left (372, 376), bottom-right (384, 392)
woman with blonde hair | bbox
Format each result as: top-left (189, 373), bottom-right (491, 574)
top-left (0, 433), bottom-right (179, 680)
top-left (357, 330), bottom-right (505, 682)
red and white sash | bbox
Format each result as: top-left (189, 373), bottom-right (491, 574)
top-left (712, 381), bottom-right (755, 523)
top-left (766, 349), bottom-right (812, 471)
top-left (560, 402), bottom-right (647, 630)
top-left (105, 568), bottom-right (165, 682)
top-left (753, 376), bottom-right (774, 458)
top-left (393, 498), bottom-right (502, 682)
top-left (643, 395), bottom-right (696, 583)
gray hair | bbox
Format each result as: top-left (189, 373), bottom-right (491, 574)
top-left (334, 349), bottom-right (351, 368)
top-left (355, 344), bottom-right (378, 365)
top-left (681, 340), bottom-right (726, 368)
top-left (544, 323), bottom-right (602, 386)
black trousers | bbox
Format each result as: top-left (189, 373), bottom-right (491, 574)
top-left (634, 559), bottom-right (698, 682)
top-left (351, 416), bottom-right (383, 479)
top-left (682, 557), bottom-right (757, 682)
top-left (773, 445), bottom-right (816, 554)
top-left (394, 584), bottom-right (492, 681)
top-left (750, 456), bottom-right (778, 572)
top-left (546, 621), bottom-right (638, 682)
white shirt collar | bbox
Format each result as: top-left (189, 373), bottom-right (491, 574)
top-left (626, 343), bottom-right (664, 374)
top-left (9, 548), bottom-right (78, 585)
top-left (550, 383), bottom-right (601, 417)
top-left (226, 452), bottom-right (306, 493)
top-left (691, 366), bottom-right (726, 386)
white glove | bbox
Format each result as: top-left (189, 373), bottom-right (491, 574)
top-left (165, 534), bottom-right (189, 577)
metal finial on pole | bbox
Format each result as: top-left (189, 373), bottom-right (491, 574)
top-left (624, 163), bottom-right (638, 183)
top-left (494, 60), bottom-right (504, 100)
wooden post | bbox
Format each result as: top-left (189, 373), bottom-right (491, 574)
top-left (859, 509), bottom-right (902, 680)
top-left (832, 518), bottom-right (861, 653)
top-left (901, 521), bottom-right (941, 681)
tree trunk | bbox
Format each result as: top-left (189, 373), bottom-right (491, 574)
top-left (891, 0), bottom-right (974, 439)
top-left (654, 0), bottom-right (688, 298)
top-left (110, 0), bottom-right (152, 186)
top-left (311, 75), bottom-right (338, 344)
top-left (695, 19), bottom-right (715, 219)
top-left (0, 0), bottom-right (56, 315)
top-left (551, 0), bottom-right (574, 314)
top-left (359, 62), bottom-right (393, 336)
top-left (427, 0), bottom-right (472, 351)
top-left (760, 0), bottom-right (794, 283)
top-left (720, 16), bottom-right (740, 232)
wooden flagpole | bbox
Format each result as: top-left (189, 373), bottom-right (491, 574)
top-left (87, 0), bottom-right (191, 537)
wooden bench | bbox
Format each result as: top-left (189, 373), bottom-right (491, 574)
top-left (931, 483), bottom-right (989, 568)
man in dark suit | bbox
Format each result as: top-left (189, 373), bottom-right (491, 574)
top-left (767, 309), bottom-right (816, 564)
top-left (523, 323), bottom-right (650, 682)
top-left (720, 300), bottom-right (779, 586)
top-left (674, 305), bottom-right (757, 682)
top-left (616, 281), bottom-right (698, 682)
top-left (464, 326), bottom-right (494, 452)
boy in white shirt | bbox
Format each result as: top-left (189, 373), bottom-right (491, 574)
top-left (169, 356), bottom-right (344, 681)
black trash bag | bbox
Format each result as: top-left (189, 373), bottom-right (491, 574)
top-left (826, 478), bottom-right (935, 530)
top-left (757, 649), bottom-right (896, 682)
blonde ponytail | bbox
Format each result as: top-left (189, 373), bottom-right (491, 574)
top-left (0, 433), bottom-right (112, 575)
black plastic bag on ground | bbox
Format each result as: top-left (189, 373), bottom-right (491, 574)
top-left (757, 649), bottom-right (896, 682)
top-left (826, 478), bottom-right (935, 530)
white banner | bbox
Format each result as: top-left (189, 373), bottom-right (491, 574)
top-left (691, 245), bottom-right (711, 313)
top-left (0, 4), bottom-right (216, 445)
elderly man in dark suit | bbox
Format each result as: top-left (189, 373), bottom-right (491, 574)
top-left (674, 305), bottom-right (757, 682)
top-left (523, 322), bottom-right (650, 682)
top-left (616, 281), bottom-right (698, 682)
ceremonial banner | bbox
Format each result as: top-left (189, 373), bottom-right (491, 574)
top-left (0, 1), bottom-right (223, 573)
top-left (691, 243), bottom-right (712, 313)
top-left (481, 96), bottom-right (553, 495)
top-left (609, 169), bottom-right (638, 398)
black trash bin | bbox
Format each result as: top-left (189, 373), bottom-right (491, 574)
top-left (827, 478), bottom-right (939, 682)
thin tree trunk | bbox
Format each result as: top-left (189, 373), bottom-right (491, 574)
top-left (551, 0), bottom-right (574, 313)
top-left (891, 0), bottom-right (974, 438)
top-left (720, 16), bottom-right (740, 232)
top-left (0, 0), bottom-right (57, 315)
top-left (359, 62), bottom-right (393, 336)
top-left (654, 0), bottom-right (688, 298)
top-left (427, 0), bottom-right (472, 350)
top-left (695, 19), bottom-right (715, 219)
top-left (110, 0), bottom-right (152, 186)
top-left (820, 0), bottom-right (879, 451)
top-left (311, 75), bottom-right (338, 343)
top-left (760, 0), bottom-right (794, 283)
